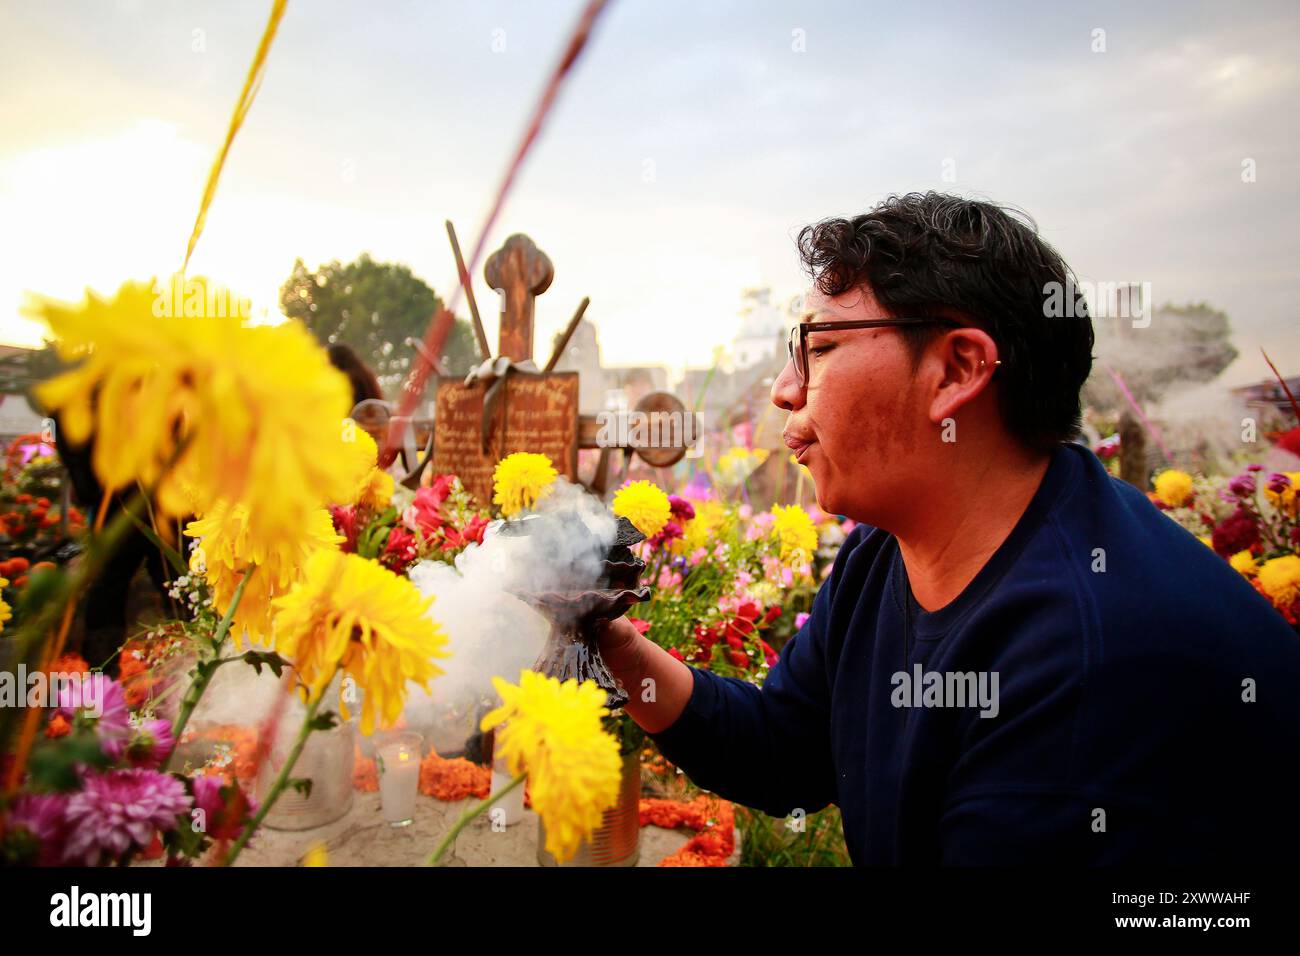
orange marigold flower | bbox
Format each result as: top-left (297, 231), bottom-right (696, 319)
top-left (418, 748), bottom-right (491, 802)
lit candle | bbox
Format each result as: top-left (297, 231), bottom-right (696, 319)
top-left (376, 732), bottom-right (422, 827)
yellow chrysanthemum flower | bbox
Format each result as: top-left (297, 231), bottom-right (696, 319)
top-left (612, 480), bottom-right (671, 538)
top-left (0, 577), bottom-right (11, 633)
top-left (1152, 469), bottom-right (1194, 508)
top-left (716, 446), bottom-right (769, 486)
top-left (1263, 471), bottom-right (1300, 519)
top-left (302, 842), bottom-right (329, 867)
top-left (479, 670), bottom-right (622, 863)
top-left (271, 549), bottom-right (449, 735)
top-left (1257, 554), bottom-right (1300, 607)
top-left (186, 503), bottom-right (343, 644)
top-left (30, 278), bottom-right (370, 546)
top-left (771, 503), bottom-right (818, 566)
top-left (1228, 550), bottom-right (1258, 577)
top-left (341, 422), bottom-right (394, 511)
top-left (671, 499), bottom-right (727, 556)
top-left (492, 452), bottom-right (558, 517)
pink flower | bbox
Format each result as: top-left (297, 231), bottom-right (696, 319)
top-left (124, 718), bottom-right (175, 770)
top-left (61, 768), bottom-right (192, 865)
top-left (794, 612), bottom-right (810, 630)
top-left (7, 792), bottom-right (70, 866)
top-left (192, 775), bottom-right (258, 842)
top-left (57, 674), bottom-right (130, 759)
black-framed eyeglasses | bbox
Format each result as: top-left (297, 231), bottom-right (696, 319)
top-left (786, 317), bottom-right (963, 388)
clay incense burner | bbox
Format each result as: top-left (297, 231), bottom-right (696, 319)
top-left (505, 515), bottom-right (650, 709)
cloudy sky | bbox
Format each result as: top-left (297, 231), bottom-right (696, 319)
top-left (1, 0), bottom-right (1296, 384)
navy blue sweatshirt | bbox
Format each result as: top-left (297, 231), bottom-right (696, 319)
top-left (651, 443), bottom-right (1300, 864)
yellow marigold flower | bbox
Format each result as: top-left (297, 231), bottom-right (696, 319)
top-left (612, 480), bottom-right (671, 538)
top-left (271, 550), bottom-right (449, 735)
top-left (479, 670), bottom-right (621, 863)
top-left (671, 499), bottom-right (727, 556)
top-left (1152, 469), bottom-right (1194, 508)
top-left (1257, 554), bottom-right (1300, 607)
top-left (302, 842), bottom-right (329, 867)
top-left (0, 577), bottom-right (11, 633)
top-left (1228, 550), bottom-right (1258, 577)
top-left (771, 503), bottom-right (818, 566)
top-left (492, 452), bottom-right (558, 517)
top-left (186, 503), bottom-right (343, 644)
top-left (1197, 535), bottom-right (1213, 549)
top-left (30, 278), bottom-right (368, 546)
top-left (341, 423), bottom-right (393, 511)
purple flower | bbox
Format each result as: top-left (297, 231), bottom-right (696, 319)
top-left (57, 674), bottom-right (131, 760)
top-left (1246, 463), bottom-right (1264, 472)
top-left (124, 719), bottom-right (175, 770)
top-left (61, 768), bottom-right (191, 865)
top-left (1267, 473), bottom-right (1292, 494)
top-left (1227, 474), bottom-right (1257, 498)
top-left (7, 792), bottom-right (70, 866)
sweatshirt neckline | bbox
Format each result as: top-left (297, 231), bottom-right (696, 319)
top-left (896, 443), bottom-right (1083, 640)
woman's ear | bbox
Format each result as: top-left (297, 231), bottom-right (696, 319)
top-left (927, 328), bottom-right (1000, 426)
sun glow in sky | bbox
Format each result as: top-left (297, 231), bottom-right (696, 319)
top-left (2, 0), bottom-right (1297, 384)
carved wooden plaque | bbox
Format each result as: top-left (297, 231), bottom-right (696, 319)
top-left (432, 372), bottom-right (580, 506)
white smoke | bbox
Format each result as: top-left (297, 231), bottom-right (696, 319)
top-left (400, 478), bottom-right (618, 755)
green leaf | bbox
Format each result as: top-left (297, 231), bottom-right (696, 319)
top-left (240, 650), bottom-right (289, 678)
top-left (26, 731), bottom-right (111, 792)
top-left (124, 510), bottom-right (189, 575)
top-left (307, 710), bottom-right (339, 733)
top-left (288, 777), bottom-right (314, 799)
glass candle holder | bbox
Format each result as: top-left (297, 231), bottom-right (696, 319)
top-left (375, 731), bottom-right (422, 827)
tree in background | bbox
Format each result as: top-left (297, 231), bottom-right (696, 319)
top-left (280, 254), bottom-right (481, 397)
top-left (1083, 301), bottom-right (1238, 412)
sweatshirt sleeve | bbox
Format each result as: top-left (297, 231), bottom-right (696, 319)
top-left (648, 567), bottom-right (840, 818)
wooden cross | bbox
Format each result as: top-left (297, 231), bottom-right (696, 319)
top-left (484, 234), bottom-right (554, 362)
top-left (428, 230), bottom-right (695, 503)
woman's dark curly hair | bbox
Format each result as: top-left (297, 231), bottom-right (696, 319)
top-left (796, 192), bottom-right (1094, 452)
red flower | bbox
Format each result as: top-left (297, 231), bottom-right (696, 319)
top-left (15, 494), bottom-right (31, 505)
top-left (725, 633), bottom-right (744, 650)
top-left (667, 647), bottom-right (685, 663)
top-left (383, 527), bottom-right (418, 569)
top-left (330, 505), bottom-right (359, 552)
top-left (757, 638), bottom-right (779, 667)
top-left (695, 625), bottom-right (719, 648)
top-left (726, 649), bottom-right (749, 668)
top-left (628, 617), bottom-right (651, 635)
top-left (763, 606), bottom-right (782, 625)
top-left (35, 497), bottom-right (50, 509)
top-left (403, 486), bottom-right (447, 537)
top-left (1211, 510), bottom-right (1260, 558)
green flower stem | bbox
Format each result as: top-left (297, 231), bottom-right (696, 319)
top-left (223, 671), bottom-right (333, 867)
top-left (425, 772), bottom-right (527, 867)
top-left (162, 566), bottom-right (255, 770)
